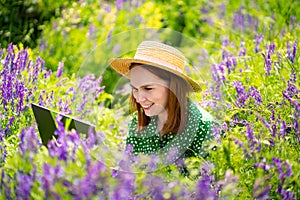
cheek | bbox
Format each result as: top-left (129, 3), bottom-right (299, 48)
top-left (157, 88), bottom-right (169, 104)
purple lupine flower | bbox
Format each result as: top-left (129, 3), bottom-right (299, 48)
top-left (294, 118), bottom-right (300, 142)
top-left (0, 128), bottom-right (7, 164)
top-left (285, 81), bottom-right (299, 98)
top-left (232, 136), bottom-right (251, 159)
top-left (213, 124), bottom-right (222, 144)
top-left (107, 29), bottom-right (112, 43)
top-left (38, 90), bottom-right (46, 106)
top-left (232, 81), bottom-right (245, 95)
top-left (104, 4), bottom-right (111, 12)
top-left (7, 116), bottom-right (15, 134)
top-left (49, 115), bottom-right (81, 162)
top-left (0, 49), bottom-right (3, 59)
top-left (271, 123), bottom-right (277, 138)
top-left (254, 157), bottom-right (272, 171)
top-left (238, 47), bottom-right (246, 56)
top-left (211, 64), bottom-right (220, 83)
top-left (253, 180), bottom-right (271, 199)
top-left (291, 16), bottom-right (296, 27)
top-left (225, 58), bottom-right (233, 74)
top-left (16, 81), bottom-right (26, 114)
top-left (6, 73), bottom-right (14, 103)
top-left (13, 50), bottom-right (22, 76)
top-left (262, 52), bottom-right (272, 75)
top-left (20, 49), bottom-right (28, 72)
top-left (231, 116), bottom-right (249, 127)
top-left (25, 87), bottom-right (35, 103)
top-left (39, 39), bottom-right (47, 52)
top-left (76, 95), bottom-right (87, 113)
top-left (56, 61), bottom-right (64, 78)
top-left (69, 160), bottom-right (107, 199)
top-left (279, 120), bottom-right (287, 137)
top-left (1, 169), bottom-right (12, 199)
top-left (116, 0), bottom-right (127, 10)
top-left (233, 12), bottom-right (245, 30)
top-left (111, 168), bottom-right (119, 178)
top-left (146, 154), bottom-right (159, 172)
top-left (216, 169), bottom-right (239, 198)
top-left (48, 120), bottom-right (69, 161)
top-left (232, 81), bottom-right (250, 107)
top-left (41, 163), bottom-right (64, 199)
top-left (45, 90), bottom-right (54, 106)
top-left (270, 109), bottom-right (275, 121)
top-left (292, 40), bottom-right (297, 61)
top-left (272, 157), bottom-right (293, 181)
top-left (57, 99), bottom-right (72, 114)
top-left (235, 93), bottom-right (249, 108)
top-left (19, 127), bottom-right (41, 158)
top-left (15, 172), bottom-right (33, 200)
top-left (4, 44), bottom-right (15, 73)
top-left (289, 70), bottom-right (297, 83)
top-left (246, 125), bottom-right (255, 149)
top-left (43, 69), bottom-right (52, 79)
top-left (113, 44), bottom-right (121, 55)
top-left (222, 37), bottom-right (230, 47)
top-left (222, 50), bottom-right (231, 60)
top-left (195, 173), bottom-right (217, 200)
top-left (32, 57), bottom-right (42, 83)
top-left (113, 171), bottom-right (136, 200)
top-left (255, 113), bottom-right (270, 130)
top-left (287, 40), bottom-right (298, 64)
top-left (1, 68), bottom-right (9, 111)
top-left (272, 157), bottom-right (295, 199)
top-left (255, 33), bottom-right (264, 53)
top-left (141, 175), bottom-right (164, 200)
top-left (217, 62), bottom-right (226, 81)
top-left (88, 24), bottom-right (96, 41)
top-left (280, 190), bottom-right (295, 200)
top-left (232, 57), bottom-right (237, 66)
top-left (249, 86), bottom-right (263, 105)
top-left (268, 42), bottom-right (275, 54)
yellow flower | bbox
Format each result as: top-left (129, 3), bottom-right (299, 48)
top-left (139, 2), bottom-right (163, 28)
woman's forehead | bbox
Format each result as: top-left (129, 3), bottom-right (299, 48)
top-left (130, 66), bottom-right (168, 88)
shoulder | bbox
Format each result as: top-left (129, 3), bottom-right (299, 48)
top-left (187, 101), bottom-right (217, 139)
top-left (188, 101), bottom-right (215, 123)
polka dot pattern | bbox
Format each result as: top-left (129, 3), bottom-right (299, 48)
top-left (126, 101), bottom-right (216, 160)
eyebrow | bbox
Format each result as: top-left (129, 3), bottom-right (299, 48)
top-left (130, 84), bottom-right (154, 89)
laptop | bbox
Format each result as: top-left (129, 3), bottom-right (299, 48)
top-left (31, 103), bottom-right (96, 146)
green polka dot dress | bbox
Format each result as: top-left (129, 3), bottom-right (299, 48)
top-left (126, 101), bottom-right (216, 162)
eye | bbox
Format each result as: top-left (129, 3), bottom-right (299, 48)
top-left (144, 87), bottom-right (153, 91)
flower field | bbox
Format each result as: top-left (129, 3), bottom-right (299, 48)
top-left (0, 0), bottom-right (299, 199)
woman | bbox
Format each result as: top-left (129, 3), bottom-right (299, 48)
top-left (109, 41), bottom-right (216, 164)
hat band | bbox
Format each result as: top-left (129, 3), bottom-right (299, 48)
top-left (134, 54), bottom-right (184, 73)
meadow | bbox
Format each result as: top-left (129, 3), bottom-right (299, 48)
top-left (0, 0), bottom-right (299, 199)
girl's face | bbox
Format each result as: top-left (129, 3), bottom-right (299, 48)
top-left (130, 66), bottom-right (169, 118)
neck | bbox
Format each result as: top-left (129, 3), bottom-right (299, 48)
top-left (157, 111), bottom-right (168, 132)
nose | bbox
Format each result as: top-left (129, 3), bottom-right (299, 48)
top-left (133, 90), bottom-right (146, 103)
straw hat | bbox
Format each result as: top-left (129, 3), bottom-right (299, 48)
top-left (108, 41), bottom-right (201, 92)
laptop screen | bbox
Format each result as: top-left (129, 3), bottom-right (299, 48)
top-left (31, 103), bottom-right (95, 146)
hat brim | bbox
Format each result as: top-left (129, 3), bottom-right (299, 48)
top-left (109, 58), bottom-right (202, 92)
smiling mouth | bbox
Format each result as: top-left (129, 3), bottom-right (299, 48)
top-left (141, 103), bottom-right (154, 109)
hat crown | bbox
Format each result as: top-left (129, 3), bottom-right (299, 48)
top-left (134, 41), bottom-right (185, 72)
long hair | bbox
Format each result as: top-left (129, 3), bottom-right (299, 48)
top-left (129, 64), bottom-right (193, 135)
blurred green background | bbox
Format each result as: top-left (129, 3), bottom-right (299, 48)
top-left (1, 0), bottom-right (299, 94)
